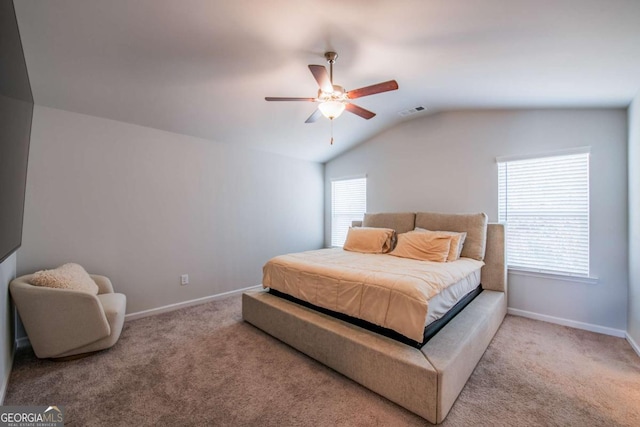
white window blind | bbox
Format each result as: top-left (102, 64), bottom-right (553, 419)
top-left (331, 177), bottom-right (366, 247)
top-left (498, 151), bottom-right (589, 276)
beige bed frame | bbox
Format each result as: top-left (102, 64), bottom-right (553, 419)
top-left (243, 214), bottom-right (506, 424)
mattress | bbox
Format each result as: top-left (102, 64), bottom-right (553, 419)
top-left (263, 248), bottom-right (484, 342)
top-left (267, 269), bottom-right (481, 348)
top-left (426, 268), bottom-right (481, 326)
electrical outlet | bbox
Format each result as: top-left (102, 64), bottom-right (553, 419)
top-left (180, 274), bottom-right (189, 286)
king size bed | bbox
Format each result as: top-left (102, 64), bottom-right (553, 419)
top-left (242, 212), bottom-right (506, 424)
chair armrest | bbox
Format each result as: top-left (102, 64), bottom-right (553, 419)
top-left (10, 282), bottom-right (111, 358)
top-left (91, 274), bottom-right (114, 294)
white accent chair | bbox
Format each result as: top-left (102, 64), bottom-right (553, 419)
top-left (10, 274), bottom-right (126, 359)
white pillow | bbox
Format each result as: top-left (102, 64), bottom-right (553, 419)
top-left (31, 263), bottom-right (99, 295)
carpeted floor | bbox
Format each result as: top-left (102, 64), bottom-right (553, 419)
top-left (5, 295), bottom-right (640, 426)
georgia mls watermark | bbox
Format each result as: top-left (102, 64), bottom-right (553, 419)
top-left (0, 406), bottom-right (64, 427)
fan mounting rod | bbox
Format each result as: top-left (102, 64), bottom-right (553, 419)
top-left (325, 51), bottom-right (338, 84)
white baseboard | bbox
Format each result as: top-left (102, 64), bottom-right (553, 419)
top-left (0, 368), bottom-right (9, 405)
top-left (0, 345), bottom-right (15, 405)
top-left (125, 285), bottom-right (262, 321)
top-left (507, 308), bottom-right (626, 338)
top-left (627, 333), bottom-right (640, 358)
top-left (15, 337), bottom-right (30, 350)
top-left (8, 286), bottom-right (264, 354)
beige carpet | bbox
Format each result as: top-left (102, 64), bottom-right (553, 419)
top-left (5, 295), bottom-right (640, 426)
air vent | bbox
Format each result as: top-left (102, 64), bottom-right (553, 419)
top-left (398, 106), bottom-right (426, 117)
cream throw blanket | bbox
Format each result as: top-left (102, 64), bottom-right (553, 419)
top-left (263, 248), bottom-right (483, 342)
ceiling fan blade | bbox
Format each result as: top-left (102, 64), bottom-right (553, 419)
top-left (265, 97), bottom-right (316, 101)
top-left (347, 80), bottom-right (399, 99)
top-left (308, 65), bottom-right (333, 93)
top-left (305, 108), bottom-right (322, 124)
top-left (345, 103), bottom-right (376, 120)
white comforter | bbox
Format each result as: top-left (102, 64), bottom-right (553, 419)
top-left (263, 248), bottom-right (484, 342)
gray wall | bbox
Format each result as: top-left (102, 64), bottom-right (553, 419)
top-left (0, 253), bottom-right (16, 403)
top-left (325, 109), bottom-right (628, 332)
top-left (629, 95), bottom-right (640, 346)
top-left (18, 106), bottom-right (324, 315)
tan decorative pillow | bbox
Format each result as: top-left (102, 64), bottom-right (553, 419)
top-left (343, 227), bottom-right (396, 254)
top-left (414, 228), bottom-right (467, 261)
top-left (31, 263), bottom-right (99, 295)
top-left (389, 231), bottom-right (452, 262)
top-left (415, 212), bottom-right (488, 260)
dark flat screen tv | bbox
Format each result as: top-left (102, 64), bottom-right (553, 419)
top-left (0, 0), bottom-right (34, 263)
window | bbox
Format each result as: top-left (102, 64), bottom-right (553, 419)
top-left (331, 177), bottom-right (366, 247)
top-left (498, 150), bottom-right (590, 276)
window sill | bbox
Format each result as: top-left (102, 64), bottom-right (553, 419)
top-left (507, 268), bottom-right (599, 284)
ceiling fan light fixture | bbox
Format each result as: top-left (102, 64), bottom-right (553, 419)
top-left (265, 51), bottom-right (398, 125)
top-left (318, 100), bottom-right (346, 120)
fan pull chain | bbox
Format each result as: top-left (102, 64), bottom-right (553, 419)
top-left (330, 119), bottom-right (334, 145)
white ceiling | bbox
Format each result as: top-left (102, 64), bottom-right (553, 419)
top-left (14, 0), bottom-right (640, 163)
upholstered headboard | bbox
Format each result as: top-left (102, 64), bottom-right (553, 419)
top-left (352, 212), bottom-right (506, 293)
top-left (360, 212), bottom-right (416, 234)
top-left (482, 223), bottom-right (507, 293)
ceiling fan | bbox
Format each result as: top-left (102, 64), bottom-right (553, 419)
top-left (265, 52), bottom-right (399, 124)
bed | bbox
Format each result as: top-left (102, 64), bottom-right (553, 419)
top-left (242, 212), bottom-right (506, 424)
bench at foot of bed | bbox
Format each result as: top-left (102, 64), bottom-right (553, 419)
top-left (242, 289), bottom-right (506, 424)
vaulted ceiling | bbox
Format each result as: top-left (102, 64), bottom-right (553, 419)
top-left (13, 0), bottom-right (640, 163)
